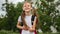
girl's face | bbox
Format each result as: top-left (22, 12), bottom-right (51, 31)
top-left (23, 2), bottom-right (32, 12)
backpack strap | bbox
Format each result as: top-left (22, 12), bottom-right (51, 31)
top-left (20, 15), bottom-right (37, 34)
top-left (31, 15), bottom-right (35, 25)
top-left (20, 16), bottom-right (23, 26)
top-left (21, 15), bottom-right (35, 25)
top-left (31, 15), bottom-right (37, 34)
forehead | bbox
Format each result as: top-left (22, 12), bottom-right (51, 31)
top-left (23, 2), bottom-right (31, 6)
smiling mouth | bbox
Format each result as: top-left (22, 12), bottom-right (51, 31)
top-left (25, 8), bottom-right (30, 10)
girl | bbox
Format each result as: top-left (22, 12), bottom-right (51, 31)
top-left (17, 2), bottom-right (38, 34)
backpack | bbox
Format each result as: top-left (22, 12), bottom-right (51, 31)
top-left (19, 15), bottom-right (38, 34)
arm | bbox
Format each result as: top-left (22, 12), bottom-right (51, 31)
top-left (32, 17), bottom-right (37, 30)
top-left (16, 16), bottom-right (25, 30)
top-left (17, 16), bottom-right (30, 30)
top-left (16, 21), bottom-right (23, 29)
top-left (29, 17), bottom-right (37, 32)
top-left (17, 21), bottom-right (29, 30)
top-left (17, 20), bottom-right (30, 30)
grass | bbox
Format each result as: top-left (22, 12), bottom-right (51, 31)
top-left (38, 32), bottom-right (60, 34)
top-left (0, 30), bottom-right (19, 34)
top-left (0, 30), bottom-right (60, 34)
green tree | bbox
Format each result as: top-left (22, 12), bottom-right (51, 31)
top-left (35, 0), bottom-right (60, 32)
top-left (2, 0), bottom-right (23, 31)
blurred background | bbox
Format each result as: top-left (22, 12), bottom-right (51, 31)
top-left (0, 0), bottom-right (60, 34)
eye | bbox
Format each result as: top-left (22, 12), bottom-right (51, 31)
top-left (28, 5), bottom-right (29, 7)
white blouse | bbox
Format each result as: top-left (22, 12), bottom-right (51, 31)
top-left (18, 15), bottom-right (36, 34)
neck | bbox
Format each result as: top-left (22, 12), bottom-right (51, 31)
top-left (25, 11), bottom-right (31, 16)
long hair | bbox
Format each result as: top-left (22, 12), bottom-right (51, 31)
top-left (32, 8), bottom-right (39, 24)
top-left (21, 2), bottom-right (38, 27)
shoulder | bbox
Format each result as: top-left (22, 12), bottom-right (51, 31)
top-left (19, 16), bottom-right (21, 17)
top-left (18, 16), bottom-right (22, 19)
top-left (18, 16), bottom-right (22, 22)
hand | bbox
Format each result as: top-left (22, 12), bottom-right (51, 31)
top-left (22, 26), bottom-right (29, 30)
top-left (29, 28), bottom-right (35, 32)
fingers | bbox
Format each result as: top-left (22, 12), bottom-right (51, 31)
top-left (21, 26), bottom-right (35, 32)
top-left (29, 28), bottom-right (34, 32)
top-left (22, 26), bottom-right (29, 30)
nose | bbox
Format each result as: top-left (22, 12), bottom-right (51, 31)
top-left (25, 5), bottom-right (29, 8)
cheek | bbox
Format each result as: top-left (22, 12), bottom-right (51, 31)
top-left (28, 6), bottom-right (31, 9)
top-left (29, 7), bottom-right (32, 10)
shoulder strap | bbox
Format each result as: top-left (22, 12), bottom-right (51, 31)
top-left (20, 16), bottom-right (23, 26)
top-left (31, 15), bottom-right (35, 25)
top-left (21, 15), bottom-right (35, 25)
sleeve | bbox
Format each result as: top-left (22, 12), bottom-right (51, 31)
top-left (18, 16), bottom-right (22, 22)
top-left (34, 16), bottom-right (37, 20)
top-left (35, 16), bottom-right (38, 24)
top-left (34, 16), bottom-right (37, 21)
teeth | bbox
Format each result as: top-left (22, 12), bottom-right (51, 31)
top-left (26, 8), bottom-right (29, 10)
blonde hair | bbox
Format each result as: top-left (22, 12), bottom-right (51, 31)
top-left (21, 1), bottom-right (38, 26)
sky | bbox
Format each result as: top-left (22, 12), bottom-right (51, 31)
top-left (0, 0), bottom-right (5, 16)
top-left (0, 0), bottom-right (24, 16)
top-left (8, 0), bottom-right (24, 4)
